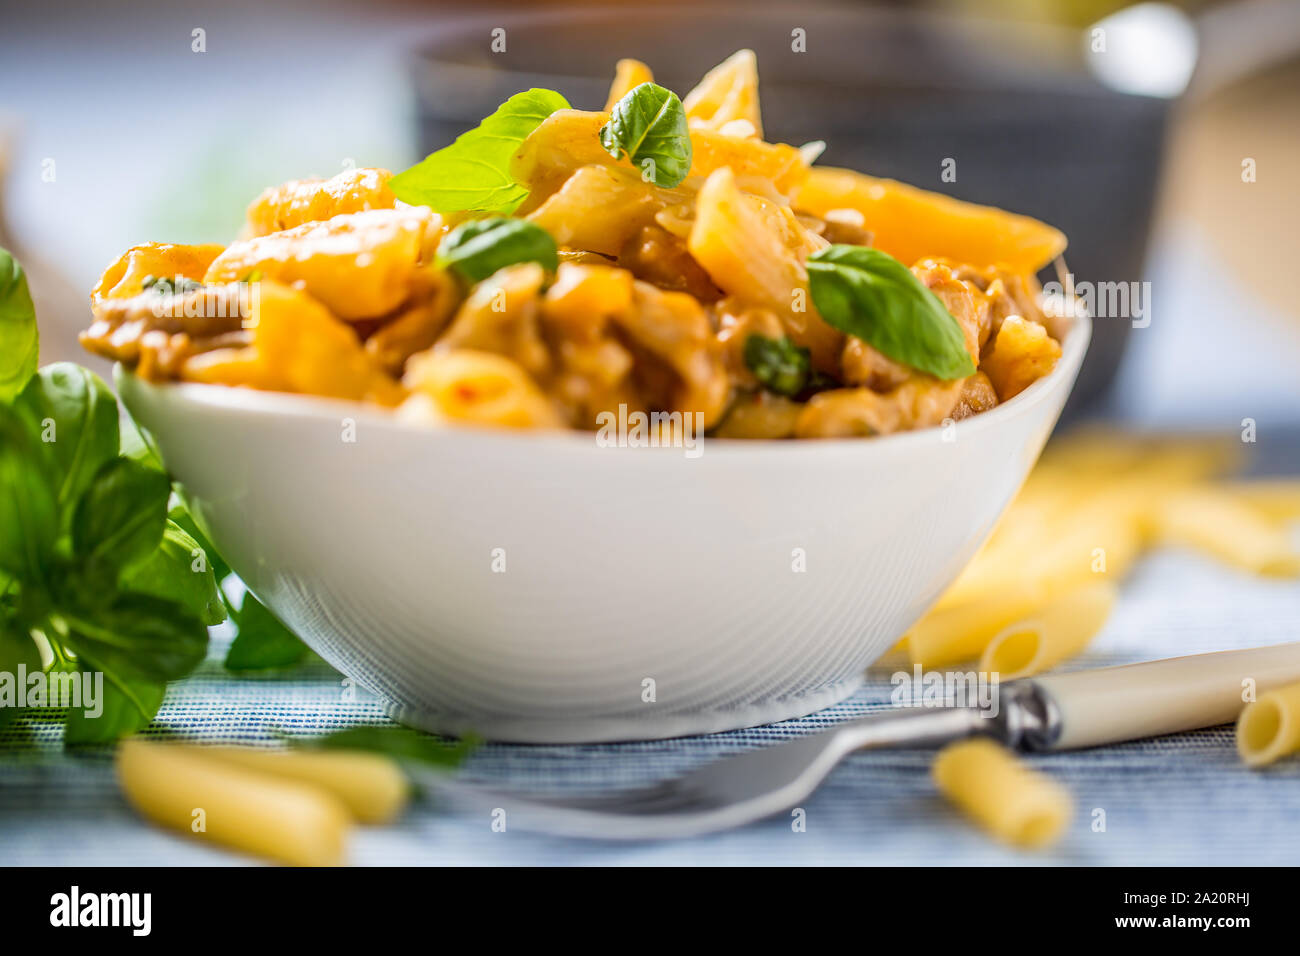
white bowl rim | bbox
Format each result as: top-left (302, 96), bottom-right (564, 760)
top-left (115, 311), bottom-right (1090, 458)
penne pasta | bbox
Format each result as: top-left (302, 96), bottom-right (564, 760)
top-left (197, 746), bottom-right (411, 824)
top-left (792, 166), bottom-right (1067, 273)
top-left (117, 739), bottom-right (351, 867)
top-left (401, 348), bottom-right (563, 429)
top-left (932, 739), bottom-right (1072, 848)
top-left (1236, 680), bottom-right (1300, 768)
top-left (1153, 487), bottom-right (1300, 577)
top-left (682, 49), bottom-right (763, 137)
top-left (85, 50), bottom-right (1068, 440)
top-left (1226, 479), bottom-right (1300, 523)
top-left (604, 58), bottom-right (654, 110)
top-left (978, 581), bottom-right (1117, 681)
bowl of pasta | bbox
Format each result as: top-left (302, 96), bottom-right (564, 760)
top-left (89, 51), bottom-right (1088, 742)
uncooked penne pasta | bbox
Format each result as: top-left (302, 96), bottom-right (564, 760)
top-left (907, 580), bottom-right (1053, 669)
top-left (197, 746), bottom-right (411, 824)
top-left (932, 739), bottom-right (1072, 848)
top-left (1154, 487), bottom-right (1300, 577)
top-left (978, 581), bottom-right (1117, 681)
top-left (1236, 680), bottom-right (1300, 768)
top-left (1226, 479), bottom-right (1300, 523)
top-left (117, 739), bottom-right (350, 866)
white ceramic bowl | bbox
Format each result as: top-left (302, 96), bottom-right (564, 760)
top-left (118, 313), bottom-right (1089, 742)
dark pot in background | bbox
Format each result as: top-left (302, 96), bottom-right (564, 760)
top-left (409, 4), bottom-right (1227, 415)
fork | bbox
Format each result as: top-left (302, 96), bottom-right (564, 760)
top-left (419, 643), bottom-right (1300, 840)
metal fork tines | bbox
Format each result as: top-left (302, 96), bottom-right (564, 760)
top-left (420, 701), bottom-right (1024, 840)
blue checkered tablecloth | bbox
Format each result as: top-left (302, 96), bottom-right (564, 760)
top-left (2, 544), bottom-right (1298, 866)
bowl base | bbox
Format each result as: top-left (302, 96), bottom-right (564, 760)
top-left (380, 675), bottom-right (866, 744)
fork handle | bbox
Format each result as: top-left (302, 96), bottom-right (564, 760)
top-left (1025, 642), bottom-right (1300, 751)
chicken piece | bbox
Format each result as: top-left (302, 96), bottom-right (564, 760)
top-left (795, 378), bottom-right (965, 438)
top-left (840, 337), bottom-right (911, 392)
top-left (948, 261), bottom-right (1047, 345)
top-left (911, 258), bottom-right (993, 363)
top-left (244, 168), bottom-right (396, 237)
top-left (82, 282), bottom-right (255, 377)
top-left (714, 300), bottom-right (786, 386)
top-left (612, 281), bottom-right (730, 428)
top-left (617, 225), bottom-right (721, 302)
top-left (950, 371), bottom-right (999, 421)
top-left (204, 208), bottom-right (440, 321)
top-left (91, 243), bottom-right (226, 305)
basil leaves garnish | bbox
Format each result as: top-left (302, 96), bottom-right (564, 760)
top-left (435, 218), bottom-right (558, 284)
top-left (389, 88), bottom-right (571, 215)
top-left (806, 245), bottom-right (976, 380)
top-left (599, 82), bottom-right (692, 189)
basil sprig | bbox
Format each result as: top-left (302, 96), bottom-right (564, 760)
top-left (389, 88), bottom-right (571, 215)
top-left (743, 335), bottom-right (811, 397)
top-left (599, 82), bottom-right (692, 189)
top-left (806, 245), bottom-right (976, 381)
top-left (0, 247), bottom-right (316, 746)
top-left (435, 217), bottom-right (558, 285)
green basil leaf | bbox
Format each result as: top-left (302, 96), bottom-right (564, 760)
top-left (72, 457), bottom-right (171, 574)
top-left (806, 245), bottom-right (976, 380)
top-left (0, 614), bottom-right (41, 675)
top-left (435, 218), bottom-right (558, 284)
top-left (61, 592), bottom-right (208, 684)
top-left (120, 414), bottom-right (164, 472)
top-left (743, 335), bottom-right (811, 397)
top-left (389, 88), bottom-right (571, 214)
top-left (295, 725), bottom-right (476, 769)
top-left (0, 402), bottom-right (59, 582)
top-left (166, 496), bottom-right (231, 584)
top-left (223, 594), bottom-right (308, 671)
top-left (121, 519), bottom-right (227, 626)
top-left (0, 248), bottom-right (39, 402)
top-left (599, 82), bottom-right (692, 189)
top-left (63, 672), bottom-right (166, 744)
top-left (15, 363), bottom-right (120, 520)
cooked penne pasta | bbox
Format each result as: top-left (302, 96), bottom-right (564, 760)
top-left (932, 739), bottom-right (1072, 848)
top-left (83, 50), bottom-right (1069, 441)
top-left (1236, 680), bottom-right (1300, 768)
top-left (978, 581), bottom-right (1117, 680)
top-left (604, 58), bottom-right (655, 111)
top-left (401, 348), bottom-right (563, 429)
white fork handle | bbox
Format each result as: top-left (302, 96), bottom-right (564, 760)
top-left (1030, 642), bottom-right (1300, 751)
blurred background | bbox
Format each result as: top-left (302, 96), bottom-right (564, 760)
top-left (2, 0), bottom-right (1298, 445)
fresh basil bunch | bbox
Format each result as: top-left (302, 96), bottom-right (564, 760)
top-left (0, 248), bottom-right (308, 744)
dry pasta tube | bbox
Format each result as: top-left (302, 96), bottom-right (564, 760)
top-left (1236, 680), bottom-right (1300, 768)
top-left (197, 746), bottom-right (410, 824)
top-left (932, 739), bottom-right (1072, 848)
top-left (1226, 480), bottom-right (1300, 523)
top-left (978, 581), bottom-right (1117, 681)
top-left (1154, 487), bottom-right (1300, 577)
top-left (117, 739), bottom-right (350, 866)
top-left (906, 580), bottom-right (1053, 669)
